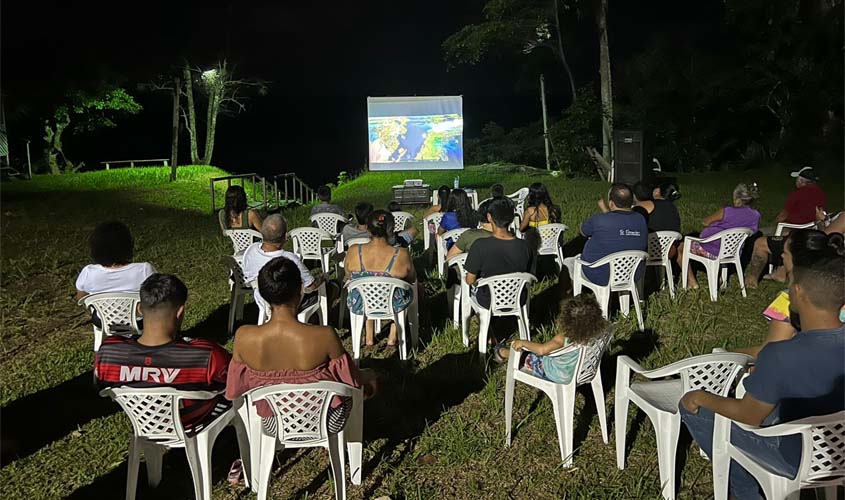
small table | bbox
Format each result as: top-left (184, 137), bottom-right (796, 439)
top-left (432, 188), bottom-right (480, 210)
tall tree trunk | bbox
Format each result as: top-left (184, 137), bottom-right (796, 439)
top-left (202, 86), bottom-right (220, 165)
top-left (182, 66), bottom-right (200, 165)
top-left (597, 0), bottom-right (614, 163)
top-left (43, 115), bottom-right (70, 174)
top-left (170, 76), bottom-right (180, 181)
top-left (553, 0), bottom-right (577, 105)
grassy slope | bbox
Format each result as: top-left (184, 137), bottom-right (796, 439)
top-left (0, 164), bottom-right (841, 499)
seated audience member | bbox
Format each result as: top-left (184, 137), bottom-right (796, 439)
top-left (520, 182), bottom-right (560, 231)
top-left (343, 210), bottom-right (416, 348)
top-left (630, 181), bottom-right (655, 221)
top-left (491, 183), bottom-right (505, 199)
top-left (679, 243), bottom-right (844, 500)
top-left (75, 221), bottom-right (156, 301)
top-left (310, 185), bottom-right (346, 217)
top-left (735, 229), bottom-right (845, 358)
top-left (438, 188), bottom-right (479, 249)
top-left (218, 185), bottom-right (263, 232)
top-left (676, 182), bottom-right (760, 289)
top-left (493, 295), bottom-right (608, 377)
top-left (648, 182), bottom-right (682, 234)
top-left (424, 185), bottom-right (451, 218)
top-left (745, 206), bottom-right (844, 288)
top-left (95, 274), bottom-right (231, 428)
top-left (775, 166), bottom-right (826, 225)
top-left (387, 201), bottom-right (402, 213)
top-left (242, 214), bottom-right (321, 312)
top-left (226, 257), bottom-right (376, 423)
top-left (342, 202), bottom-right (374, 243)
top-left (446, 198), bottom-right (495, 259)
top-left (465, 197), bottom-right (533, 314)
top-left (572, 184), bottom-right (648, 286)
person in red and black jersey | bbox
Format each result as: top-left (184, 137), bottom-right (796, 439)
top-left (94, 273), bottom-right (231, 429)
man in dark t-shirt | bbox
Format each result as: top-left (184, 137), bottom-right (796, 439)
top-left (465, 198), bottom-right (532, 309)
top-left (95, 274), bottom-right (231, 429)
top-left (579, 184), bottom-right (648, 285)
top-left (680, 253), bottom-right (845, 499)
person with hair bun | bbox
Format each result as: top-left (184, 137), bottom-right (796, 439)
top-left (343, 210), bottom-right (416, 349)
top-left (677, 182), bottom-right (761, 289)
top-left (226, 257), bottom-right (377, 422)
top-left (735, 229), bottom-right (845, 358)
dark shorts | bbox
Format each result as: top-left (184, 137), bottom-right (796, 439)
top-left (768, 236), bottom-right (786, 266)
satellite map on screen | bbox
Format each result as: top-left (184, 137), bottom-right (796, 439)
top-left (368, 114), bottom-right (462, 163)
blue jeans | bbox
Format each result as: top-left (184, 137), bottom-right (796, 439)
top-left (679, 405), bottom-right (801, 500)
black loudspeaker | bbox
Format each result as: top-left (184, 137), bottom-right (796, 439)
top-left (613, 130), bottom-right (643, 184)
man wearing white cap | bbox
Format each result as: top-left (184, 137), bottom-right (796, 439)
top-left (775, 166), bottom-right (827, 225)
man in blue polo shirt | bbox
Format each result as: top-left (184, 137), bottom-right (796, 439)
top-left (577, 183), bottom-right (648, 285)
top-left (679, 250), bottom-right (845, 499)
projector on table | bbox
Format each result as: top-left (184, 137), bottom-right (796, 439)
top-left (392, 180), bottom-right (431, 206)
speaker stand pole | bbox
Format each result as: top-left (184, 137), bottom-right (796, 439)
top-left (540, 74), bottom-right (551, 171)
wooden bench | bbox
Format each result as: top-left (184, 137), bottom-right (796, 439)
top-left (100, 159), bottom-right (169, 170)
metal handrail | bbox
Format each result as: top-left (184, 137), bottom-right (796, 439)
top-left (272, 173), bottom-right (316, 208)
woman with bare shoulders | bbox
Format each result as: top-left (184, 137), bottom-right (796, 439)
top-left (344, 210), bottom-right (416, 349)
top-left (226, 256), bottom-right (377, 420)
top-left (218, 185), bottom-right (263, 232)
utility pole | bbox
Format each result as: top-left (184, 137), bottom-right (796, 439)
top-left (169, 76), bottom-right (180, 181)
top-left (540, 74), bottom-right (551, 170)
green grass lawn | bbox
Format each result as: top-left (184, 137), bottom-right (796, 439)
top-left (0, 164), bottom-right (841, 499)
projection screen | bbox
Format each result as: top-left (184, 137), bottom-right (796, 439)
top-left (367, 96), bottom-right (463, 171)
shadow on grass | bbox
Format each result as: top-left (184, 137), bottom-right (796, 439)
top-left (0, 370), bottom-right (118, 466)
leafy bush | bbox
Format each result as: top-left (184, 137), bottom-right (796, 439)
top-left (547, 85), bottom-right (603, 177)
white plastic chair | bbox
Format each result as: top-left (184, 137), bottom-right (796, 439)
top-left (310, 213), bottom-right (348, 238)
top-left (345, 277), bottom-right (418, 360)
top-left (769, 221), bottom-right (816, 274)
top-left (223, 255), bottom-right (252, 334)
top-left (423, 212), bottom-right (445, 252)
top-left (289, 227), bottom-right (336, 275)
top-left (225, 229), bottom-right (263, 255)
top-left (508, 187), bottom-right (530, 214)
top-left (79, 292), bottom-right (142, 351)
top-left (446, 253), bottom-right (471, 347)
top-left (251, 280), bottom-right (328, 326)
top-left (681, 228), bottom-right (753, 302)
top-left (647, 231), bottom-right (683, 298)
top-left (436, 227), bottom-right (470, 277)
top-left (573, 250), bottom-right (648, 331)
top-left (537, 223), bottom-right (568, 271)
top-left (509, 214), bottom-right (524, 239)
top-left (614, 352), bottom-right (753, 500)
top-left (391, 211), bottom-right (414, 232)
top-left (712, 410), bottom-right (845, 500)
top-left (101, 387), bottom-right (249, 500)
top-left (469, 272), bottom-right (536, 354)
top-left (244, 381), bottom-right (364, 500)
top-left (504, 327), bottom-right (614, 466)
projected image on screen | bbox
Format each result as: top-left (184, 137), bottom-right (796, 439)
top-left (367, 96), bottom-right (463, 171)
top-left (368, 115), bottom-right (462, 163)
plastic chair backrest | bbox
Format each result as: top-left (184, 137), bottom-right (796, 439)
top-left (714, 228), bottom-right (753, 260)
top-left (447, 253), bottom-right (467, 274)
top-left (508, 187), bottom-right (529, 213)
top-left (225, 229), bottom-right (262, 254)
top-left (249, 382), bottom-right (355, 444)
top-left (289, 227), bottom-right (332, 260)
top-left (310, 213), bottom-right (347, 237)
top-left (346, 276), bottom-right (413, 319)
top-left (648, 231), bottom-right (682, 262)
top-left (424, 212), bottom-right (444, 228)
top-left (680, 357), bottom-right (748, 396)
top-left (80, 292), bottom-right (142, 335)
top-left (440, 228), bottom-right (470, 254)
top-left (345, 236), bottom-right (371, 248)
top-left (602, 251), bottom-right (648, 288)
top-left (101, 387), bottom-right (218, 444)
top-left (575, 326), bottom-right (615, 385)
top-left (224, 255), bottom-right (248, 288)
top-left (805, 413), bottom-right (845, 484)
top-left (476, 272), bottom-right (536, 315)
top-left (538, 223), bottom-right (568, 254)
top-left (391, 211), bottom-right (414, 231)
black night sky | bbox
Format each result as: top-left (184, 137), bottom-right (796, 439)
top-left (4, 1), bottom-right (724, 182)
